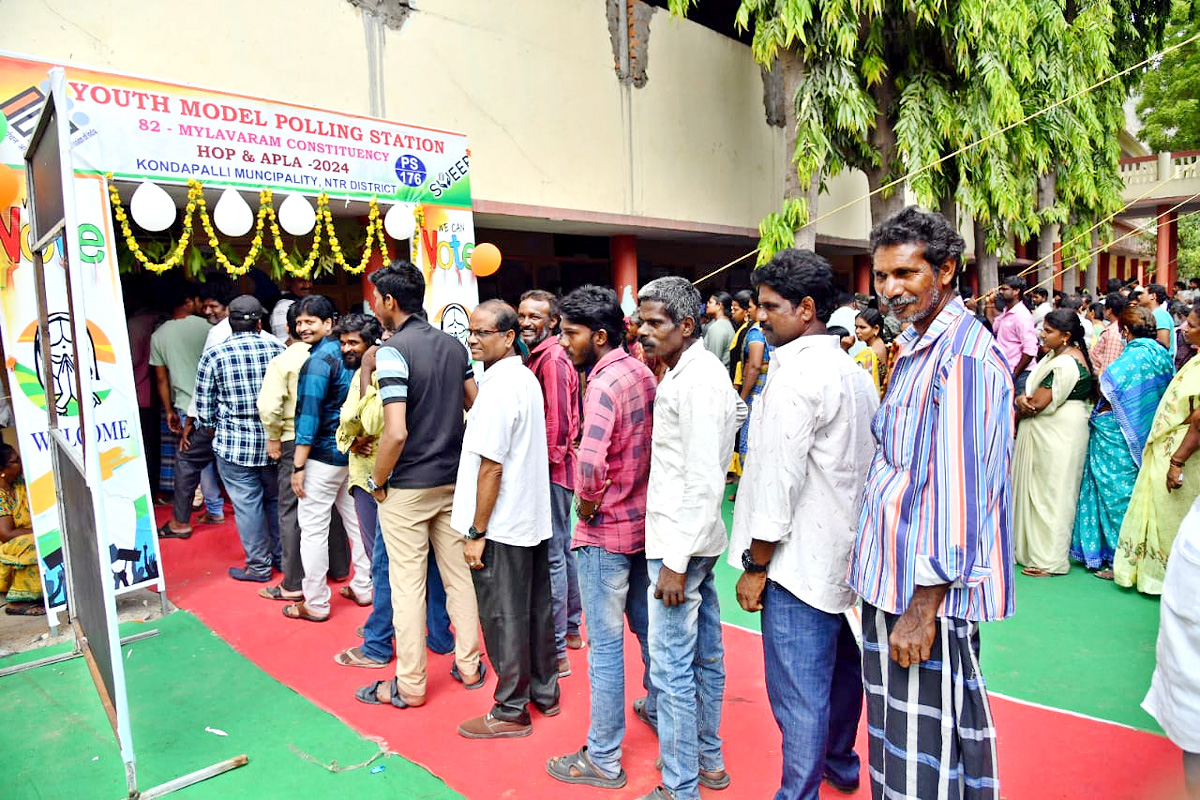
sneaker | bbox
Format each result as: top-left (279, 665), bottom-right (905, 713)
top-left (457, 713), bottom-right (532, 739)
top-left (228, 567), bottom-right (272, 583)
top-left (565, 632), bottom-right (585, 650)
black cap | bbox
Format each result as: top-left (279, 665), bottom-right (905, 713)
top-left (227, 294), bottom-right (264, 321)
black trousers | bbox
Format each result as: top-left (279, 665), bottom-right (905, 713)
top-left (278, 440), bottom-right (350, 590)
top-left (172, 426), bottom-right (216, 524)
top-left (472, 538), bottom-right (559, 724)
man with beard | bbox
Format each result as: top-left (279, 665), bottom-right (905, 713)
top-left (284, 295), bottom-right (373, 622)
top-left (993, 276), bottom-right (1039, 395)
top-left (851, 206), bottom-right (1014, 800)
top-left (519, 289), bottom-right (583, 677)
top-left (547, 285), bottom-right (658, 790)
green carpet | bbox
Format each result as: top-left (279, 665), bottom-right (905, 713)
top-left (0, 611), bottom-right (463, 800)
top-left (715, 493), bottom-right (1165, 733)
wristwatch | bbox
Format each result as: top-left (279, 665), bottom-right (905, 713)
top-left (465, 525), bottom-right (487, 541)
top-left (741, 549), bottom-right (768, 574)
top-left (366, 475), bottom-right (380, 492)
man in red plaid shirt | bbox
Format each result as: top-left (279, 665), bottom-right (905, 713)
top-left (547, 285), bottom-right (659, 790)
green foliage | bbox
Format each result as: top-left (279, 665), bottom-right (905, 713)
top-left (669, 0), bottom-right (1168, 274)
top-left (1137, 3), bottom-right (1200, 152)
top-left (1176, 211), bottom-right (1200, 278)
top-left (756, 198), bottom-right (810, 264)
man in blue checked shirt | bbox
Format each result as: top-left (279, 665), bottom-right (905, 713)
top-left (194, 295), bottom-right (284, 582)
top-left (284, 295), bottom-right (373, 623)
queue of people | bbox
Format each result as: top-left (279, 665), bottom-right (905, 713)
top-left (105, 204), bottom-right (1200, 800)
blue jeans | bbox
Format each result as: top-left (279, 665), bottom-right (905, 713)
top-left (548, 483), bottom-right (582, 658)
top-left (762, 581), bottom-right (861, 799)
top-left (575, 546), bottom-right (656, 779)
top-left (648, 556), bottom-right (725, 800)
top-left (351, 486), bottom-right (379, 562)
top-left (361, 517), bottom-right (454, 662)
top-left (199, 463), bottom-right (224, 516)
top-left (215, 457), bottom-right (279, 576)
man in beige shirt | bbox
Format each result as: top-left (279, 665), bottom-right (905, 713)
top-left (256, 302), bottom-right (348, 601)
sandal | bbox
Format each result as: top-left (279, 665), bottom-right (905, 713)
top-left (339, 586), bottom-right (372, 607)
top-left (195, 512), bottom-right (225, 525)
top-left (258, 585), bottom-right (302, 602)
top-left (157, 521), bottom-right (191, 539)
top-left (334, 646), bottom-right (389, 668)
top-left (4, 602), bottom-right (46, 616)
top-left (1020, 567), bottom-right (1054, 578)
top-left (1095, 568), bottom-right (1115, 581)
top-left (633, 696), bottom-right (658, 735)
top-left (354, 676), bottom-right (419, 708)
top-left (450, 660), bottom-right (488, 689)
top-left (546, 746), bottom-right (628, 789)
top-left (654, 756), bottom-right (731, 790)
top-left (282, 601), bottom-right (329, 623)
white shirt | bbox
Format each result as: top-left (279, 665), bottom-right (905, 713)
top-left (645, 341), bottom-right (746, 573)
top-left (729, 335), bottom-right (879, 613)
top-left (270, 297), bottom-right (295, 342)
top-left (1031, 301), bottom-right (1054, 330)
top-left (450, 355), bottom-right (551, 547)
top-left (828, 304), bottom-right (866, 357)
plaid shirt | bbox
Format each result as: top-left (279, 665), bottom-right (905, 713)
top-left (528, 335), bottom-right (579, 490)
top-left (195, 331), bottom-right (284, 467)
top-left (295, 336), bottom-right (353, 466)
top-left (572, 347), bottom-right (657, 553)
top-left (1092, 321), bottom-right (1124, 377)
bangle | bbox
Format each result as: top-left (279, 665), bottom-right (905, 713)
top-left (1170, 458), bottom-right (1187, 468)
top-left (293, 463), bottom-right (306, 471)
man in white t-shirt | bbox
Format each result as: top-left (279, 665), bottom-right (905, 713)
top-left (453, 300), bottom-right (557, 740)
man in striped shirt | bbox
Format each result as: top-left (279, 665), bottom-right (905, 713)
top-left (850, 207), bottom-right (1015, 800)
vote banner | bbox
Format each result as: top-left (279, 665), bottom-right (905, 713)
top-left (0, 173), bottom-right (162, 612)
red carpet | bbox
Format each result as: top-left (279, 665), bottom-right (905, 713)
top-left (157, 509), bottom-right (1186, 799)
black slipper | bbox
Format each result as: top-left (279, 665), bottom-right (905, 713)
top-left (157, 521), bottom-right (191, 539)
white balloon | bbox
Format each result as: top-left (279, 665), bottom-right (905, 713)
top-left (278, 193), bottom-right (317, 236)
top-left (128, 181), bottom-right (176, 232)
top-left (213, 188), bottom-right (254, 237)
top-left (384, 202), bottom-right (416, 241)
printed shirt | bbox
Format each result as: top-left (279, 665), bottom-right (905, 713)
top-left (730, 335), bottom-right (879, 614)
top-left (294, 335), bottom-right (353, 466)
top-left (528, 335), bottom-right (579, 491)
top-left (850, 297), bottom-right (1016, 622)
top-left (195, 332), bottom-right (284, 467)
top-left (256, 341), bottom-right (311, 442)
top-left (645, 342), bottom-right (746, 574)
top-left (992, 300), bottom-right (1038, 373)
top-left (572, 347), bottom-right (657, 553)
top-left (336, 368), bottom-right (383, 492)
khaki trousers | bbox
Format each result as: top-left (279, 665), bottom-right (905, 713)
top-left (379, 483), bottom-right (481, 697)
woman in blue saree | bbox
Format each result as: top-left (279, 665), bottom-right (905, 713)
top-left (1072, 305), bottom-right (1176, 578)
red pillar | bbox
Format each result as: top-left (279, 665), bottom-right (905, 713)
top-left (853, 254), bottom-right (871, 295)
top-left (1157, 205), bottom-right (1174, 287)
top-left (1053, 242), bottom-right (1064, 291)
top-left (1137, 258), bottom-right (1146, 286)
top-left (362, 217), bottom-right (398, 314)
top-left (1099, 252), bottom-right (1110, 291)
top-left (611, 235), bottom-right (638, 312)
top-left (1169, 215), bottom-right (1180, 288)
top-left (1014, 240), bottom-right (1027, 260)
top-left (1116, 256), bottom-right (1126, 282)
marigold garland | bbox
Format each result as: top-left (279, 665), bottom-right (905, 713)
top-left (106, 175), bottom-right (388, 278)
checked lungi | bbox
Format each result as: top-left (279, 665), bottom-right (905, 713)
top-left (861, 603), bottom-right (999, 800)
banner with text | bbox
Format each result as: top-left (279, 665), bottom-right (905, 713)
top-left (0, 174), bottom-right (163, 612)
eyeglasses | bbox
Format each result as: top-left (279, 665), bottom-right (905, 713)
top-left (467, 328), bottom-right (501, 338)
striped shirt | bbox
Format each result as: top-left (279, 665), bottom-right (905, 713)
top-left (850, 297), bottom-right (1015, 622)
top-left (572, 347), bottom-right (657, 554)
top-left (195, 332), bottom-right (284, 467)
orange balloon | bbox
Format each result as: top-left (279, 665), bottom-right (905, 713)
top-left (0, 166), bottom-right (19, 210)
top-left (471, 242), bottom-right (502, 277)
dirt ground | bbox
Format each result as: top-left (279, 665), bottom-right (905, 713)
top-left (0, 588), bottom-right (171, 659)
